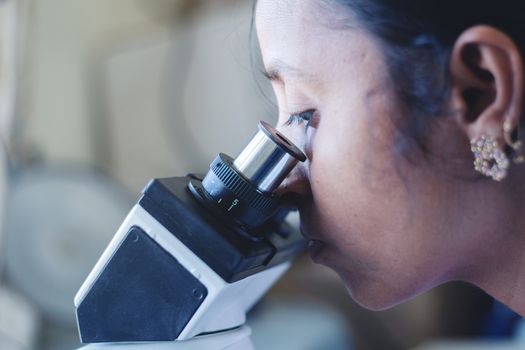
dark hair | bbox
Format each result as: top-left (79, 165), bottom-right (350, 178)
top-left (332, 0), bottom-right (525, 158)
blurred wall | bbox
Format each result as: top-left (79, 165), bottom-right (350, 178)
top-left (100, 2), bottom-right (272, 191)
top-left (24, 0), bottom-right (274, 194)
top-left (25, 0), bottom-right (181, 165)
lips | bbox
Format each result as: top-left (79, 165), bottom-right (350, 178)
top-left (279, 192), bottom-right (327, 258)
top-left (302, 221), bottom-right (326, 260)
top-left (297, 205), bottom-right (329, 261)
top-left (298, 204), bottom-right (320, 238)
top-left (280, 192), bottom-right (319, 237)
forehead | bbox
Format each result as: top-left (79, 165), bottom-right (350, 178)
top-left (255, 0), bottom-right (368, 81)
top-left (255, 0), bottom-right (333, 51)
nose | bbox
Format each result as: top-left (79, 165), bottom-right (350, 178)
top-left (274, 160), bottom-right (310, 198)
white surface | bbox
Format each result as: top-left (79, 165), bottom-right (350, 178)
top-left (76, 204), bottom-right (289, 340)
top-left (78, 325), bottom-right (253, 350)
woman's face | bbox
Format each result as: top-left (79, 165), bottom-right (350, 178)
top-left (256, 0), bottom-right (479, 309)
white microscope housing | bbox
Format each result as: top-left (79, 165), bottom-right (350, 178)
top-left (74, 121), bottom-right (307, 344)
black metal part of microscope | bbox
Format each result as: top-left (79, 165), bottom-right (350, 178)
top-left (140, 120), bottom-right (308, 282)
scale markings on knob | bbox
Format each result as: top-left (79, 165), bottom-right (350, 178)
top-left (228, 199), bottom-right (239, 212)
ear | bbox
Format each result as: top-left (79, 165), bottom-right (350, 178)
top-left (449, 25), bottom-right (524, 144)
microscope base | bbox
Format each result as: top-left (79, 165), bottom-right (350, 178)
top-left (77, 326), bottom-right (253, 350)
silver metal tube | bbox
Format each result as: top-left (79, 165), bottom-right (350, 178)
top-left (233, 121), bottom-right (306, 192)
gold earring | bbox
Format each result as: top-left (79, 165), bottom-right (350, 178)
top-left (503, 120), bottom-right (524, 164)
top-left (470, 134), bottom-right (510, 181)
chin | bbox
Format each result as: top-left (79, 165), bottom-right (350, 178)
top-left (348, 288), bottom-right (403, 311)
top-left (340, 272), bottom-right (418, 311)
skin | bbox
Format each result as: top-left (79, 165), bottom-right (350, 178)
top-left (256, 0), bottom-right (525, 314)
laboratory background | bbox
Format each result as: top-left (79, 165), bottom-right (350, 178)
top-left (0, 1), bottom-right (523, 349)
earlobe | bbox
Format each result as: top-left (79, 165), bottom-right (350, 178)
top-left (449, 25), bottom-right (524, 141)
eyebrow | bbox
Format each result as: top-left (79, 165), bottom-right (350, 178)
top-left (262, 60), bottom-right (305, 84)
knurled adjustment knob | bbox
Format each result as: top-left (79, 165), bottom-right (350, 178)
top-left (201, 154), bottom-right (279, 228)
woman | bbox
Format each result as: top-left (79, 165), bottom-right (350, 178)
top-left (256, 0), bottom-right (525, 315)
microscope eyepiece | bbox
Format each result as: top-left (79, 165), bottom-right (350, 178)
top-left (234, 121), bottom-right (306, 192)
top-left (193, 121), bottom-right (306, 229)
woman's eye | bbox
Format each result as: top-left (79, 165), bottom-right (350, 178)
top-left (284, 109), bottom-right (316, 129)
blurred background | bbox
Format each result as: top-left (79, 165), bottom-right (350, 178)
top-left (0, 1), bottom-right (524, 349)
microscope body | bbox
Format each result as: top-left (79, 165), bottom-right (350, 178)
top-left (75, 175), bottom-right (302, 343)
top-left (75, 122), bottom-right (307, 346)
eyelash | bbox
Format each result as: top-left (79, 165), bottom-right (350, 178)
top-left (284, 109), bottom-right (316, 129)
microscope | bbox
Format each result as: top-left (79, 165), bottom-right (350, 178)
top-left (74, 121), bottom-right (307, 349)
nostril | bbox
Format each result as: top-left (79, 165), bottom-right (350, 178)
top-left (274, 177), bottom-right (312, 200)
top-left (273, 176), bottom-right (296, 195)
top-left (279, 191), bottom-right (308, 209)
top-left (273, 160), bottom-right (311, 197)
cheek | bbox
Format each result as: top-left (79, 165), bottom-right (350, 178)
top-left (306, 92), bottom-right (417, 274)
top-left (305, 101), bottom-right (458, 308)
